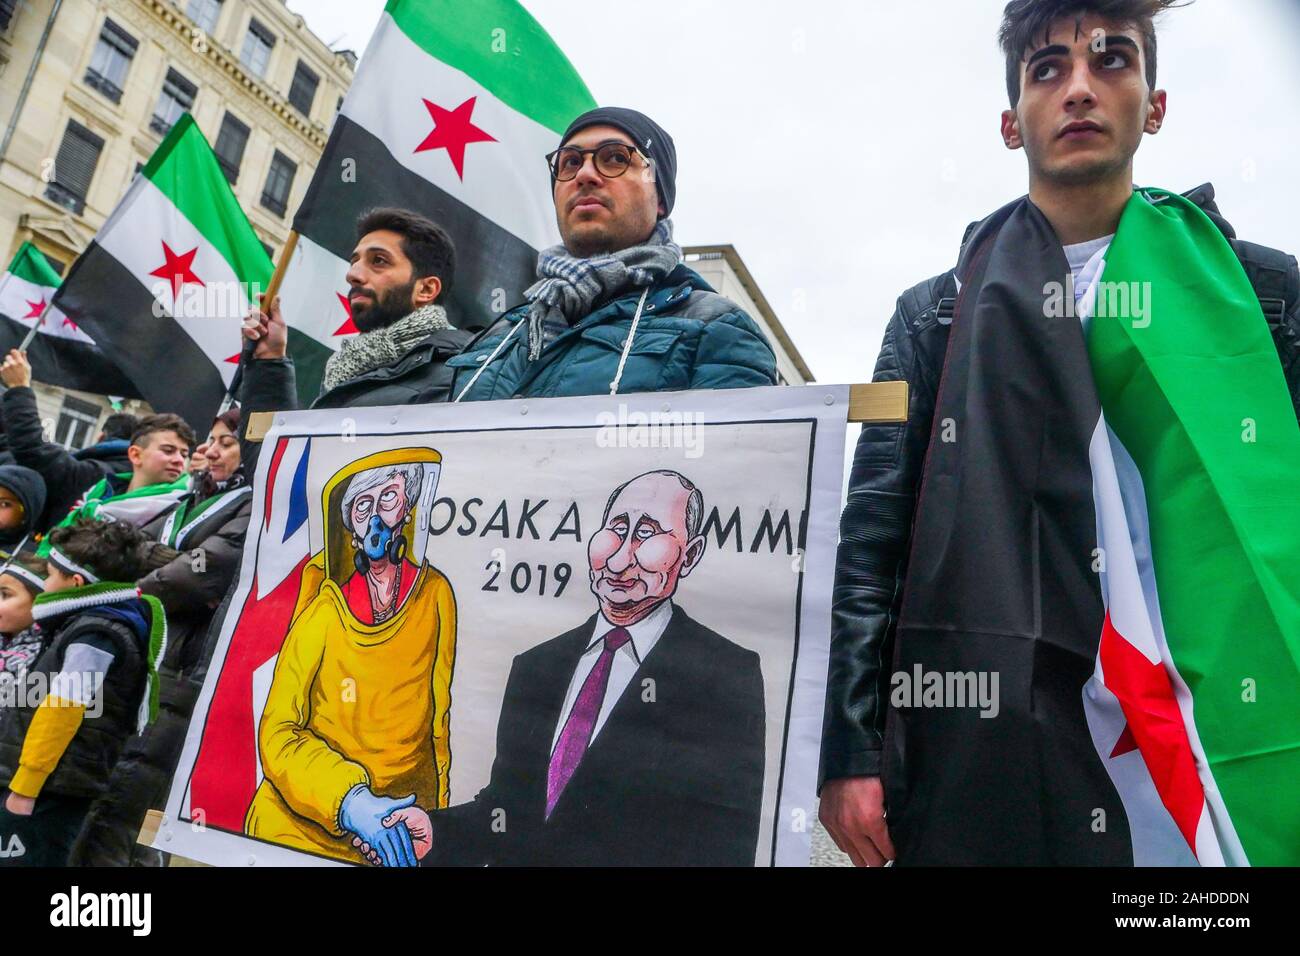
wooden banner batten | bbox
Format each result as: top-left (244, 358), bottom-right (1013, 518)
top-left (243, 382), bottom-right (908, 443)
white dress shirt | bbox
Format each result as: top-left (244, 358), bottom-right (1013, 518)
top-left (550, 599), bottom-right (674, 754)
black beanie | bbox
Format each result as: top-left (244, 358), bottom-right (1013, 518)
top-left (559, 107), bottom-right (677, 218)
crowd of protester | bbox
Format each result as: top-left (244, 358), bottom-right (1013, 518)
top-left (3, 3), bottom-right (1295, 867)
top-left (0, 107), bottom-right (779, 866)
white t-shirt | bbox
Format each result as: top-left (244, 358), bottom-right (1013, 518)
top-left (1064, 234), bottom-right (1114, 304)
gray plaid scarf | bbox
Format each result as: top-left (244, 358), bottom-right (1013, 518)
top-left (322, 302), bottom-right (452, 391)
top-left (524, 219), bottom-right (682, 360)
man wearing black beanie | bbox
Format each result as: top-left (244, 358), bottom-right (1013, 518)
top-left (449, 106), bottom-right (777, 402)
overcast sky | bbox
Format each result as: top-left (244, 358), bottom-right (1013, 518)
top-left (287, 0), bottom-right (1300, 385)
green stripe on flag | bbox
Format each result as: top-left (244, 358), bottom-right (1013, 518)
top-left (1088, 189), bottom-right (1300, 866)
top-left (6, 242), bottom-right (61, 288)
top-left (384, 0), bottom-right (595, 134)
top-left (142, 113), bottom-right (272, 289)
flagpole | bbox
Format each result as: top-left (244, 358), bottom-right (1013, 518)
top-left (223, 229), bottom-right (298, 411)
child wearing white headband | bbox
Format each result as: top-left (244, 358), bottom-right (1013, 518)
top-left (0, 517), bottom-right (165, 866)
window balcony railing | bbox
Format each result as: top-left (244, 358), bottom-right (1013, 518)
top-left (44, 182), bottom-right (86, 216)
top-left (84, 68), bottom-right (124, 104)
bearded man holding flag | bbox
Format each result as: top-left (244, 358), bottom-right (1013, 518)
top-left (820, 0), bottom-right (1300, 867)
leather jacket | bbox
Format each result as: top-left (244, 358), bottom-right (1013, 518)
top-left (820, 183), bottom-right (1300, 787)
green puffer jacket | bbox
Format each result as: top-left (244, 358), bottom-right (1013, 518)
top-left (448, 264), bottom-right (779, 401)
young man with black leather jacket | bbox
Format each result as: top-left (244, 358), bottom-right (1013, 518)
top-left (820, 0), bottom-right (1300, 866)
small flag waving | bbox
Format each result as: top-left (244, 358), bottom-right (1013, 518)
top-left (278, 0), bottom-right (596, 401)
top-left (51, 113), bottom-right (272, 429)
top-left (0, 241), bottom-right (140, 396)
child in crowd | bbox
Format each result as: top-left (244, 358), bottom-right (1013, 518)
top-left (0, 518), bottom-right (166, 866)
top-left (0, 555), bottom-right (47, 695)
top-left (0, 464), bottom-right (46, 562)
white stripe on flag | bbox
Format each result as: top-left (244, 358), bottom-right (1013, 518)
top-left (251, 654), bottom-right (278, 789)
top-left (341, 13), bottom-right (564, 252)
top-left (254, 436), bottom-right (311, 599)
top-left (1078, 252), bottom-right (1246, 866)
top-left (277, 235), bottom-right (353, 350)
top-left (95, 178), bottom-right (253, 385)
top-left (0, 272), bottom-right (96, 344)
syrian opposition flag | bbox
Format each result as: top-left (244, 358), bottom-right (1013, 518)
top-left (187, 435), bottom-right (312, 831)
top-left (0, 241), bottom-right (140, 396)
top-left (885, 190), bottom-right (1298, 867)
top-left (1081, 190), bottom-right (1300, 867)
top-left (51, 113), bottom-right (272, 430)
top-left (278, 0), bottom-right (596, 401)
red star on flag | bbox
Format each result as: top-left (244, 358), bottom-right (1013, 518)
top-left (414, 96), bottom-right (496, 179)
top-left (149, 241), bottom-right (205, 297)
top-left (334, 292), bottom-right (359, 336)
top-left (61, 315), bottom-right (79, 332)
top-left (1099, 611), bottom-right (1205, 854)
top-left (23, 298), bottom-right (45, 319)
top-left (1110, 724), bottom-right (1139, 757)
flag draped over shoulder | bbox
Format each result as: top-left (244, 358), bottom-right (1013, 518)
top-left (1084, 190), bottom-right (1300, 867)
top-left (51, 113), bottom-right (272, 430)
top-left (278, 0), bottom-right (596, 402)
top-left (0, 241), bottom-right (140, 396)
top-left (883, 190), bottom-right (1300, 866)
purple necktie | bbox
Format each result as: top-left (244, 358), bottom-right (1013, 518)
top-left (546, 626), bottom-right (632, 818)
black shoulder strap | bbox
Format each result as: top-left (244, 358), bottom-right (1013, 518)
top-left (1229, 239), bottom-right (1298, 329)
top-left (899, 271), bottom-right (959, 332)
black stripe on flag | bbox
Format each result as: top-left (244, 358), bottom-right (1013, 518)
top-left (293, 116), bottom-right (540, 331)
top-left (0, 315), bottom-right (142, 398)
top-left (52, 242), bottom-right (227, 431)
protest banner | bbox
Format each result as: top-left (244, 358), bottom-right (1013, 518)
top-left (152, 384), bottom-right (855, 866)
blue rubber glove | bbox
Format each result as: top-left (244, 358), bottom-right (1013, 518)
top-left (338, 786), bottom-right (418, 867)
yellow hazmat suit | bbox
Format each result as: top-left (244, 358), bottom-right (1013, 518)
top-left (244, 448), bottom-right (456, 864)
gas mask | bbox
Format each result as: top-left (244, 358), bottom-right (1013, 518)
top-left (353, 513), bottom-right (408, 575)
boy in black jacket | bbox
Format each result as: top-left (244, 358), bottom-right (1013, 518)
top-left (0, 518), bottom-right (166, 866)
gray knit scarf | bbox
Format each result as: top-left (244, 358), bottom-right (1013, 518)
top-left (524, 219), bottom-right (682, 360)
top-left (322, 302), bottom-right (452, 391)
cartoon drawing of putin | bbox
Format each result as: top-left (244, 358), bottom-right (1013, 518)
top-left (381, 469), bottom-right (766, 866)
top-left (244, 448), bottom-right (456, 867)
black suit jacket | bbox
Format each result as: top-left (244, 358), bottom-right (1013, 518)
top-left (426, 603), bottom-right (767, 866)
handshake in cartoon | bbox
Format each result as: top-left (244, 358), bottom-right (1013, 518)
top-left (340, 786), bottom-right (432, 867)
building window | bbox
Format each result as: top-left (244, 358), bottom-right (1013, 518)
top-left (213, 112), bottom-right (249, 184)
top-left (1, 0), bottom-right (17, 33)
top-left (240, 18), bottom-right (275, 78)
top-left (151, 68), bottom-right (197, 136)
top-left (84, 19), bottom-right (138, 103)
top-left (288, 61), bottom-right (319, 117)
top-left (54, 396), bottom-right (103, 450)
top-left (185, 0), bottom-right (222, 35)
top-left (260, 151), bottom-right (297, 217)
top-left (45, 120), bottom-right (104, 215)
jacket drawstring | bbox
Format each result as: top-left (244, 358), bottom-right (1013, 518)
top-left (453, 320), bottom-right (524, 403)
top-left (608, 288), bottom-right (649, 396)
top-left (455, 285), bottom-right (651, 402)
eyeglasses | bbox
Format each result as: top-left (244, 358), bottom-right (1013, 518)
top-left (546, 142), bottom-right (650, 182)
